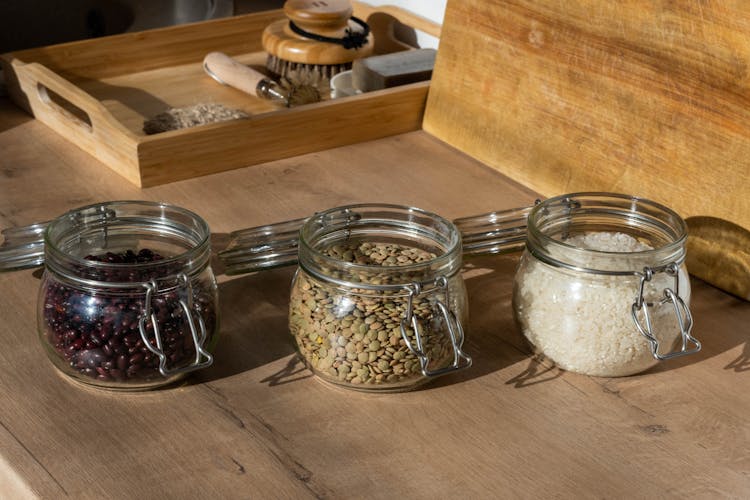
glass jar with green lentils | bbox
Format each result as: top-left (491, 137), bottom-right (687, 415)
top-left (289, 204), bottom-right (472, 392)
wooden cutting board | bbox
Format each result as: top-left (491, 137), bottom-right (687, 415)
top-left (424, 0), bottom-right (750, 299)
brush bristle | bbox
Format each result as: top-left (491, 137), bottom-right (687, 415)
top-left (282, 68), bottom-right (331, 104)
top-left (266, 54), bottom-right (349, 85)
top-left (285, 84), bottom-right (323, 107)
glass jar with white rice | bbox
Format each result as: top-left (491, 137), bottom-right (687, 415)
top-left (513, 193), bottom-right (701, 377)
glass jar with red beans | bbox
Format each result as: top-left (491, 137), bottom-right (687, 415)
top-left (37, 201), bottom-right (219, 390)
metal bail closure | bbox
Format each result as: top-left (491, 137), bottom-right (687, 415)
top-left (631, 264), bottom-right (701, 361)
top-left (138, 274), bottom-right (214, 377)
top-left (399, 277), bottom-right (472, 377)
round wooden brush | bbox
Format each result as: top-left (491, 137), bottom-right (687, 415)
top-left (262, 0), bottom-right (374, 84)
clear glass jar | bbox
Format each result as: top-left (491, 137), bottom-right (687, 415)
top-left (289, 204), bottom-right (472, 392)
top-left (37, 201), bottom-right (219, 390)
top-left (513, 193), bottom-right (701, 377)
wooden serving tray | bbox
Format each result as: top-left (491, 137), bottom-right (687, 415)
top-left (0, 3), bottom-right (439, 188)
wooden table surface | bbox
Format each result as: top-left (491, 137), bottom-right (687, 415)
top-left (1, 97), bottom-right (749, 499)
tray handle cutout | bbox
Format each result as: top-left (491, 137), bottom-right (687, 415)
top-left (11, 61), bottom-right (137, 141)
top-left (37, 83), bottom-right (93, 132)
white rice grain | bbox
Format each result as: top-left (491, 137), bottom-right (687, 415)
top-left (513, 232), bottom-right (688, 376)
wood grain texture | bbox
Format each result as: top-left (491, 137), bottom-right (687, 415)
top-left (1, 98), bottom-right (749, 498)
top-left (0, 4), bottom-right (435, 188)
top-left (424, 0), bottom-right (750, 234)
top-left (3, 11), bottom-right (282, 81)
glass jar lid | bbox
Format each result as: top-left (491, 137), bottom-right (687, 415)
top-left (218, 203), bottom-right (533, 275)
top-left (42, 200), bottom-right (211, 286)
top-left (0, 201), bottom-right (211, 278)
top-left (526, 192), bottom-right (688, 275)
top-left (297, 203), bottom-right (463, 289)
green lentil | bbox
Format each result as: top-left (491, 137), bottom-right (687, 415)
top-left (289, 241), bottom-right (459, 391)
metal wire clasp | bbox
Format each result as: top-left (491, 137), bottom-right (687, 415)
top-left (631, 263), bottom-right (701, 360)
top-left (399, 276), bottom-right (472, 377)
top-left (138, 274), bottom-right (214, 377)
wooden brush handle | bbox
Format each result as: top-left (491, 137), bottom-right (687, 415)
top-left (203, 52), bottom-right (267, 96)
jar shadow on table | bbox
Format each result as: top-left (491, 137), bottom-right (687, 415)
top-left (724, 344), bottom-right (750, 372)
top-left (721, 298), bottom-right (750, 373)
top-left (424, 253), bottom-right (564, 392)
top-left (189, 232), bottom-right (303, 385)
top-left (650, 279), bottom-right (750, 375)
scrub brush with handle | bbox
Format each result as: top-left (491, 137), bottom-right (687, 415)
top-left (143, 52), bottom-right (321, 134)
top-left (262, 0), bottom-right (374, 84)
top-left (203, 52), bottom-right (321, 107)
